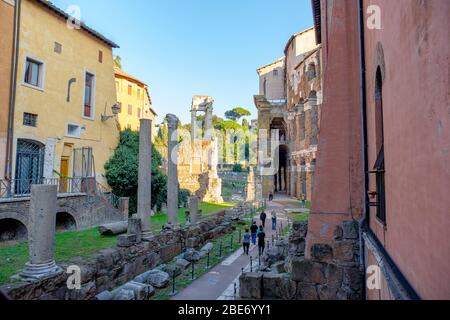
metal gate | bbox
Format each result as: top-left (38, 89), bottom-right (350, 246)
top-left (14, 139), bottom-right (45, 195)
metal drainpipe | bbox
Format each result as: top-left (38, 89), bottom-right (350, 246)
top-left (357, 0), bottom-right (370, 300)
top-left (5, 0), bottom-right (21, 180)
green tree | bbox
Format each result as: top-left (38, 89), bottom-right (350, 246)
top-left (224, 107), bottom-right (251, 122)
top-left (105, 130), bottom-right (187, 214)
top-left (113, 55), bottom-right (122, 69)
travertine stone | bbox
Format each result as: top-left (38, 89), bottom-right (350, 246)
top-left (137, 119), bottom-right (152, 240)
top-left (20, 185), bottom-right (61, 280)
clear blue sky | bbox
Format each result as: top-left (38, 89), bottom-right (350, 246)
top-left (52, 0), bottom-right (314, 124)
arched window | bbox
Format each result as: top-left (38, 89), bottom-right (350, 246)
top-left (307, 63), bottom-right (317, 81)
top-left (14, 139), bottom-right (45, 195)
top-left (374, 67), bottom-right (386, 224)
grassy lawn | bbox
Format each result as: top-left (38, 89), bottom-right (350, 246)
top-left (0, 202), bottom-right (233, 286)
top-left (0, 228), bottom-right (117, 285)
top-left (288, 212), bottom-right (310, 222)
top-left (150, 202), bottom-right (234, 233)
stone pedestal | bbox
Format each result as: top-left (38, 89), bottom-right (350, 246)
top-left (189, 196), bottom-right (200, 224)
top-left (20, 185), bottom-right (61, 280)
top-left (138, 119), bottom-right (153, 240)
top-left (166, 114), bottom-right (179, 227)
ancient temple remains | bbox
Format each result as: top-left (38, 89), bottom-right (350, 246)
top-left (177, 96), bottom-right (223, 204)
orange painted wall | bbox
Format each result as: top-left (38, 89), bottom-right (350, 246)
top-left (0, 0), bottom-right (15, 179)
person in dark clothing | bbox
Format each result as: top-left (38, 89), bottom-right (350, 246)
top-left (243, 228), bottom-right (251, 255)
top-left (269, 192), bottom-right (274, 202)
top-left (257, 226), bottom-right (266, 256)
top-left (260, 211), bottom-right (267, 228)
top-left (250, 221), bottom-right (258, 245)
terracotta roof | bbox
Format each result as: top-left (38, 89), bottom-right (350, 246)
top-left (34, 0), bottom-right (119, 48)
top-left (114, 67), bottom-right (147, 86)
top-left (284, 26), bottom-right (315, 55)
top-left (114, 67), bottom-right (157, 116)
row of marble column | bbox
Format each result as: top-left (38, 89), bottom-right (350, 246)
top-left (18, 116), bottom-right (201, 281)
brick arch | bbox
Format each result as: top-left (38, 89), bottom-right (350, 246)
top-left (0, 213), bottom-right (29, 242)
top-left (0, 211), bottom-right (29, 227)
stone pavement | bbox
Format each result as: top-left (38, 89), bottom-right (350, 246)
top-left (171, 193), bottom-right (301, 301)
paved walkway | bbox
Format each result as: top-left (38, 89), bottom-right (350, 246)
top-left (171, 194), bottom-right (299, 301)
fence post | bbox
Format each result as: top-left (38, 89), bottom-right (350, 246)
top-left (206, 251), bottom-right (210, 269)
top-left (219, 241), bottom-right (223, 257)
top-left (230, 234), bottom-right (234, 250)
top-left (250, 256), bottom-right (253, 272)
top-left (191, 261), bottom-right (195, 280)
top-left (170, 272), bottom-right (178, 296)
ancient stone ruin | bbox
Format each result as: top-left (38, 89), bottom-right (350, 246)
top-left (177, 96), bottom-right (223, 203)
top-left (239, 220), bottom-right (364, 300)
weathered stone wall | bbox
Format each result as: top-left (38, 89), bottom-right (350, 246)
top-left (240, 220), bottom-right (363, 300)
top-left (0, 193), bottom-right (127, 241)
top-left (1, 213), bottom-right (235, 300)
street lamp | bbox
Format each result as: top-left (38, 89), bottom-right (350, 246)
top-left (101, 103), bottom-right (120, 122)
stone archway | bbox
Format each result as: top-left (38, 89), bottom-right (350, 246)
top-left (56, 212), bottom-right (77, 231)
top-left (0, 218), bottom-right (28, 242)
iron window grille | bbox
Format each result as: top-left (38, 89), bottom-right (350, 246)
top-left (23, 113), bottom-right (38, 127)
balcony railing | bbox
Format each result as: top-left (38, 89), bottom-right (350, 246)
top-left (0, 177), bottom-right (89, 199)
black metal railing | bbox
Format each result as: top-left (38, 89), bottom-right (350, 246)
top-left (0, 177), bottom-right (87, 199)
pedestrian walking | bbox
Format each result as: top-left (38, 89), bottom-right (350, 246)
top-left (301, 194), bottom-right (307, 208)
top-left (257, 226), bottom-right (266, 256)
top-left (260, 211), bottom-right (267, 228)
top-left (243, 228), bottom-right (251, 255)
top-left (271, 210), bottom-right (277, 231)
top-left (250, 221), bottom-right (258, 245)
top-left (269, 192), bottom-right (274, 202)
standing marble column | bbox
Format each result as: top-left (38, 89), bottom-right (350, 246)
top-left (20, 185), bottom-right (61, 280)
top-left (166, 114), bottom-right (179, 227)
top-left (138, 119), bottom-right (152, 240)
top-left (191, 110), bottom-right (197, 141)
top-left (189, 196), bottom-right (199, 224)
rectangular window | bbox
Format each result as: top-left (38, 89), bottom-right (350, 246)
top-left (128, 85), bottom-right (132, 95)
top-left (84, 72), bottom-right (95, 118)
top-left (273, 69), bottom-right (278, 76)
top-left (24, 58), bottom-right (43, 87)
top-left (117, 102), bottom-right (122, 113)
top-left (54, 42), bottom-right (62, 54)
top-left (128, 104), bottom-right (133, 115)
top-left (137, 88), bottom-right (141, 98)
top-left (137, 108), bottom-right (141, 118)
top-left (66, 124), bottom-right (81, 138)
top-left (98, 50), bottom-right (103, 63)
top-left (23, 113), bottom-right (38, 127)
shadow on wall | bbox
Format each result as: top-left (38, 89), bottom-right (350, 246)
top-left (56, 212), bottom-right (77, 232)
top-left (0, 219), bottom-right (28, 242)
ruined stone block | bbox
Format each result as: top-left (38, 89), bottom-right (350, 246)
top-left (263, 273), bottom-right (297, 300)
top-left (118, 234), bottom-right (138, 247)
top-left (333, 240), bottom-right (358, 263)
top-left (239, 272), bottom-right (263, 299)
top-left (185, 237), bottom-right (200, 249)
top-left (317, 284), bottom-right (340, 300)
top-left (310, 244), bottom-right (334, 263)
top-left (290, 257), bottom-right (326, 285)
top-left (296, 283), bottom-right (319, 300)
top-left (342, 221), bottom-right (359, 240)
top-left (325, 263), bottom-right (344, 287)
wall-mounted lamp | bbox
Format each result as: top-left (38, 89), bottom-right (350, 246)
top-left (101, 103), bottom-right (120, 122)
